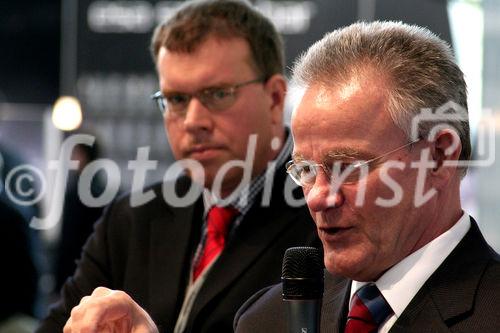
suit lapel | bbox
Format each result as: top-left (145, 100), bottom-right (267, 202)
top-left (189, 168), bottom-right (304, 322)
top-left (147, 178), bottom-right (204, 329)
top-left (321, 271), bottom-right (350, 333)
top-left (190, 195), bottom-right (300, 319)
top-left (390, 293), bottom-right (451, 333)
top-left (391, 219), bottom-right (491, 332)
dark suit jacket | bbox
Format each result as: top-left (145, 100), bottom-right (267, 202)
top-left (0, 202), bottom-right (38, 321)
top-left (235, 220), bottom-right (500, 332)
top-left (37, 164), bottom-right (319, 332)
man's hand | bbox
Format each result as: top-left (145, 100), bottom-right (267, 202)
top-left (63, 287), bottom-right (159, 333)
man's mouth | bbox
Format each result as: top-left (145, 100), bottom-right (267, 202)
top-left (186, 145), bottom-right (225, 160)
top-left (318, 226), bottom-right (353, 240)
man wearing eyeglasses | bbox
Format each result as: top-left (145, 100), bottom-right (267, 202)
top-left (234, 21), bottom-right (500, 332)
top-left (37, 1), bottom-right (318, 332)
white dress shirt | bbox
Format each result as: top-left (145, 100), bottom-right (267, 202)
top-left (349, 213), bottom-right (471, 332)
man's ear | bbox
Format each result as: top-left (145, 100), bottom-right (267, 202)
top-left (264, 74), bottom-right (287, 125)
top-left (429, 129), bottom-right (462, 184)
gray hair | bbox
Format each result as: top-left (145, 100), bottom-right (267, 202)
top-left (292, 21), bottom-right (470, 176)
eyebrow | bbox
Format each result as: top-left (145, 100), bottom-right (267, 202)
top-left (162, 81), bottom-right (231, 95)
top-left (291, 152), bottom-right (305, 162)
top-left (326, 148), bottom-right (367, 160)
top-left (292, 147), bottom-right (375, 163)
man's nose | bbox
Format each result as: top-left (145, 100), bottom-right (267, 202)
top-left (304, 171), bottom-right (344, 212)
top-left (183, 98), bottom-right (213, 133)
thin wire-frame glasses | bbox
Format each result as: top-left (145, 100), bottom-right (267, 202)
top-left (150, 78), bottom-right (264, 117)
top-left (286, 139), bottom-right (421, 187)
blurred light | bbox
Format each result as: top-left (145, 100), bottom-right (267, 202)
top-left (256, 1), bottom-right (317, 34)
top-left (88, 1), bottom-right (154, 33)
top-left (52, 96), bottom-right (83, 131)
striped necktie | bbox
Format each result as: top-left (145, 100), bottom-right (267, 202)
top-left (345, 283), bottom-right (394, 333)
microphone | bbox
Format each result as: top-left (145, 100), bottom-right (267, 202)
top-left (282, 247), bottom-right (324, 333)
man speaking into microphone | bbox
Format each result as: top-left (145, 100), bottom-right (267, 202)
top-left (234, 21), bottom-right (500, 332)
top-left (37, 1), bottom-right (319, 332)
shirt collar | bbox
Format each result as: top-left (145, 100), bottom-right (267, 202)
top-left (350, 212), bottom-right (471, 316)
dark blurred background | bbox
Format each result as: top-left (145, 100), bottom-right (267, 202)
top-left (0, 1), bottom-right (60, 104)
top-left (0, 0), bottom-right (499, 331)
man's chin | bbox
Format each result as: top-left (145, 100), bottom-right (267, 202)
top-left (203, 170), bottom-right (246, 197)
top-left (324, 252), bottom-right (372, 281)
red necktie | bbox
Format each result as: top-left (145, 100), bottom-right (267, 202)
top-left (192, 206), bottom-right (239, 281)
top-left (345, 283), bottom-right (393, 333)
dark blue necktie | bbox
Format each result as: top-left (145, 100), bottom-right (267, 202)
top-left (345, 283), bottom-right (394, 333)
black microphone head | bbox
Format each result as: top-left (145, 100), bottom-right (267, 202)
top-left (282, 247), bottom-right (324, 300)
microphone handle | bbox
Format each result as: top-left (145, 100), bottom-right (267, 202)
top-left (285, 299), bottom-right (321, 333)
